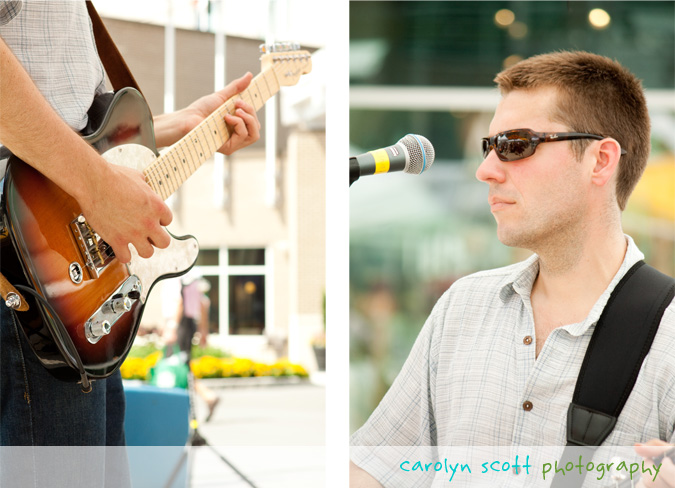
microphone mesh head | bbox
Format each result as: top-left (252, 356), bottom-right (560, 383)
top-left (399, 134), bottom-right (435, 174)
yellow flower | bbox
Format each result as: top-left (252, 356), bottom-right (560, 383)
top-left (120, 357), bottom-right (150, 380)
top-left (191, 355), bottom-right (223, 378)
top-left (131, 353), bottom-right (310, 380)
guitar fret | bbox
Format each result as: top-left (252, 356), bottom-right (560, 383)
top-left (159, 156), bottom-right (178, 196)
top-left (260, 73), bottom-right (273, 101)
top-left (157, 169), bottom-right (169, 200)
top-left (267, 68), bottom-right (280, 92)
top-left (154, 177), bottom-right (167, 200)
top-left (250, 81), bottom-right (265, 111)
top-left (214, 107), bottom-right (232, 145)
top-left (176, 143), bottom-right (190, 183)
top-left (167, 153), bottom-right (182, 195)
top-left (159, 162), bottom-right (172, 199)
top-left (219, 100), bottom-right (236, 139)
top-left (145, 164), bottom-right (166, 200)
top-left (185, 136), bottom-right (200, 172)
top-left (141, 54), bottom-right (308, 200)
top-left (168, 151), bottom-right (183, 190)
top-left (177, 144), bottom-right (189, 179)
top-left (206, 117), bottom-right (223, 151)
top-left (201, 123), bottom-right (218, 154)
top-left (195, 127), bottom-right (209, 160)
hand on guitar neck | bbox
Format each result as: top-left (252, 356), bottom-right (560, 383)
top-left (154, 72), bottom-right (261, 155)
top-left (634, 440), bottom-right (675, 488)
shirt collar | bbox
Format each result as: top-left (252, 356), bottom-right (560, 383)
top-left (499, 235), bottom-right (645, 336)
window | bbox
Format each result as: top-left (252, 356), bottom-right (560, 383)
top-left (228, 275), bottom-right (265, 335)
top-left (193, 248), bottom-right (271, 336)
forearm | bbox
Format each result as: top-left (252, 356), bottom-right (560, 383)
top-left (0, 35), bottom-right (111, 204)
top-left (153, 109), bottom-right (190, 149)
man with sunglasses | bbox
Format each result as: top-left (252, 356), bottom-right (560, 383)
top-left (351, 51), bottom-right (674, 487)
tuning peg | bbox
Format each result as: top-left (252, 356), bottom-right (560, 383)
top-left (259, 42), bottom-right (301, 54)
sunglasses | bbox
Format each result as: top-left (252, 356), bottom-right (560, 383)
top-left (481, 128), bottom-right (627, 162)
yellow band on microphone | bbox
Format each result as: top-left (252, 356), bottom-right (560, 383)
top-left (371, 149), bottom-right (390, 174)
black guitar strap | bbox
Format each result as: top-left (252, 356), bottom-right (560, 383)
top-left (551, 260), bottom-right (675, 487)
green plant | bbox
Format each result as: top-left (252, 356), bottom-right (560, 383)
top-left (127, 343), bottom-right (161, 358)
top-left (190, 344), bottom-right (232, 359)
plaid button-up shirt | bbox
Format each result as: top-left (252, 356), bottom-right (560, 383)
top-left (0, 1), bottom-right (106, 172)
top-left (352, 236), bottom-right (675, 484)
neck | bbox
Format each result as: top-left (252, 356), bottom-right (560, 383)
top-left (143, 67), bottom-right (280, 200)
top-left (533, 216), bottom-right (627, 306)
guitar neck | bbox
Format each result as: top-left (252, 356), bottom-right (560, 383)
top-left (143, 67), bottom-right (280, 200)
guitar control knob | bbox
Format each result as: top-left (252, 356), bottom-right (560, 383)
top-left (127, 290), bottom-right (141, 301)
top-left (89, 320), bottom-right (112, 338)
top-left (102, 297), bottom-right (132, 314)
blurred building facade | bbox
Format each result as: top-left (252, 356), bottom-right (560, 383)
top-left (350, 1), bottom-right (675, 430)
top-left (101, 14), bottom-right (326, 370)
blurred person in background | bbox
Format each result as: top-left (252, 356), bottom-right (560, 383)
top-left (164, 272), bottom-right (220, 421)
top-left (350, 51), bottom-right (674, 487)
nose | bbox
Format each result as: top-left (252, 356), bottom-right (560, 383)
top-left (475, 150), bottom-right (507, 184)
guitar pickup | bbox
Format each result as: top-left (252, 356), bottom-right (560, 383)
top-left (70, 214), bottom-right (115, 279)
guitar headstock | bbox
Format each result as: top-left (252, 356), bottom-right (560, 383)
top-left (260, 42), bottom-right (312, 87)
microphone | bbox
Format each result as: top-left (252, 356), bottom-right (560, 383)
top-left (349, 134), bottom-right (435, 186)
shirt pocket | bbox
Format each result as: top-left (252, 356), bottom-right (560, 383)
top-left (0, 1), bottom-right (22, 26)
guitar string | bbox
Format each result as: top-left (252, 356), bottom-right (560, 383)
top-left (153, 60), bottom-right (283, 196)
top-left (155, 53), bottom-right (304, 196)
top-left (95, 54), bottom-right (305, 256)
top-left (144, 54), bottom-right (300, 198)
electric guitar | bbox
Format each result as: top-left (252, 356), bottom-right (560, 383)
top-left (605, 447), bottom-right (675, 487)
top-left (0, 44), bottom-right (311, 389)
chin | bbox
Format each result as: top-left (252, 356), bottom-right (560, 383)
top-left (496, 226), bottom-right (535, 250)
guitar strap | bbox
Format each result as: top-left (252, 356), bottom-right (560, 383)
top-left (0, 273), bottom-right (28, 312)
top-left (551, 260), bottom-right (675, 488)
top-left (85, 1), bottom-right (143, 95)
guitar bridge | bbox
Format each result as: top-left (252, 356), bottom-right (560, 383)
top-left (70, 214), bottom-right (115, 279)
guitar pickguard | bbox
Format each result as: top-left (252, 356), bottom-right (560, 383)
top-left (99, 143), bottom-right (200, 303)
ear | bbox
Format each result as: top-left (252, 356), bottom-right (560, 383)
top-left (590, 138), bottom-right (622, 188)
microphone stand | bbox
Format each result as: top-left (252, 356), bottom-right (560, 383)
top-left (163, 371), bottom-right (259, 488)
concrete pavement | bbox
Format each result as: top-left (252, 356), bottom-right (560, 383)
top-left (186, 377), bottom-right (325, 487)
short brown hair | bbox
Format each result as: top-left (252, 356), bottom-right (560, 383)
top-left (494, 51), bottom-right (650, 210)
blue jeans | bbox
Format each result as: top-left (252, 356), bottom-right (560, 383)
top-left (1, 302), bottom-right (130, 486)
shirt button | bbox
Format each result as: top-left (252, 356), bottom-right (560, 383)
top-left (523, 336), bottom-right (533, 345)
top-left (523, 401), bottom-right (533, 411)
